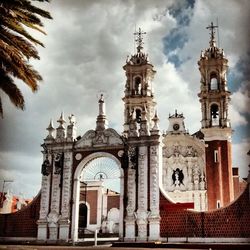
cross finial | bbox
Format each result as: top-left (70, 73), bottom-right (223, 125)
top-left (206, 22), bottom-right (218, 47)
top-left (134, 27), bottom-right (146, 53)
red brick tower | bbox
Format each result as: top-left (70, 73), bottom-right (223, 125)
top-left (198, 22), bottom-right (234, 210)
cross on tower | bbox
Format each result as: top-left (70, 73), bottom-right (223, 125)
top-left (134, 27), bottom-right (146, 53)
top-left (206, 22), bottom-right (218, 47)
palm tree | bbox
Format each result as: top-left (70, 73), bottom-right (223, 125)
top-left (0, 0), bottom-right (52, 117)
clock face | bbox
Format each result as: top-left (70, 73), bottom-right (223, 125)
top-left (173, 123), bottom-right (180, 131)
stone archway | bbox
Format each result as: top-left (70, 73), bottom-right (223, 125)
top-left (71, 152), bottom-right (124, 242)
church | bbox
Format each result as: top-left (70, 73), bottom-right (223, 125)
top-left (0, 24), bottom-right (249, 244)
top-left (36, 23), bottom-right (246, 241)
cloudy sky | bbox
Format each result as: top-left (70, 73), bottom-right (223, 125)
top-left (0, 0), bottom-right (249, 198)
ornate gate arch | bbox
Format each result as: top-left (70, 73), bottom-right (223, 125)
top-left (71, 151), bottom-right (124, 242)
top-left (37, 96), bottom-right (127, 242)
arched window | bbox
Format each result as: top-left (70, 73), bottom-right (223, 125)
top-left (211, 104), bottom-right (219, 126)
top-left (134, 77), bottom-right (141, 95)
top-left (210, 72), bottom-right (218, 90)
top-left (135, 109), bottom-right (141, 123)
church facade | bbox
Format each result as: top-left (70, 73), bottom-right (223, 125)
top-left (36, 24), bottom-right (243, 242)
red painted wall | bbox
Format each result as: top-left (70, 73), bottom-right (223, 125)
top-left (107, 195), bottom-right (120, 211)
top-left (86, 190), bottom-right (98, 224)
top-left (205, 140), bottom-right (234, 210)
top-left (160, 185), bottom-right (250, 238)
top-left (0, 193), bottom-right (40, 237)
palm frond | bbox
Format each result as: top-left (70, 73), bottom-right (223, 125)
top-left (0, 40), bottom-right (41, 91)
top-left (0, 69), bottom-right (25, 110)
top-left (2, 17), bottom-right (44, 46)
top-left (0, 97), bottom-right (3, 118)
top-left (0, 0), bottom-right (51, 117)
top-left (0, 27), bottom-right (39, 60)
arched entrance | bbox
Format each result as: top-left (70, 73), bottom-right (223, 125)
top-left (71, 152), bottom-right (124, 242)
top-left (78, 203), bottom-right (88, 238)
top-left (79, 203), bottom-right (88, 228)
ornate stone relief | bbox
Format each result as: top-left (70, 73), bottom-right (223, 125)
top-left (126, 168), bottom-right (136, 216)
top-left (162, 141), bottom-right (205, 192)
top-left (41, 157), bottom-right (52, 176)
top-left (149, 146), bottom-right (159, 215)
top-left (47, 210), bottom-right (61, 240)
top-left (61, 151), bottom-right (72, 219)
top-left (138, 146), bottom-right (147, 210)
top-left (54, 152), bottom-right (64, 175)
top-left (128, 146), bottom-right (137, 169)
top-left (39, 174), bottom-right (50, 219)
top-left (162, 137), bottom-right (207, 211)
top-left (75, 128), bottom-right (123, 148)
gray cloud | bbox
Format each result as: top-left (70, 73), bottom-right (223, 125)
top-left (0, 0), bottom-right (249, 197)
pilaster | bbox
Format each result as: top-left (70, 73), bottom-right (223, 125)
top-left (37, 153), bottom-right (52, 241)
top-left (125, 146), bottom-right (137, 241)
top-left (48, 154), bottom-right (62, 240)
top-left (148, 145), bottom-right (161, 241)
top-left (37, 219), bottom-right (47, 241)
top-left (59, 150), bottom-right (73, 241)
top-left (135, 146), bottom-right (148, 241)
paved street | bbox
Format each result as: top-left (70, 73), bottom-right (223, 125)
top-left (0, 244), bottom-right (250, 250)
top-left (0, 247), bottom-right (206, 250)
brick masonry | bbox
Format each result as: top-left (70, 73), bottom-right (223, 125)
top-left (160, 185), bottom-right (250, 238)
top-left (1, 185), bottom-right (249, 239)
top-left (205, 140), bottom-right (234, 210)
top-left (0, 193), bottom-right (40, 237)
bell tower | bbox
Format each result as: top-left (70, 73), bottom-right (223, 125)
top-left (122, 28), bottom-right (157, 136)
top-left (123, 28), bottom-right (161, 242)
top-left (198, 22), bottom-right (234, 210)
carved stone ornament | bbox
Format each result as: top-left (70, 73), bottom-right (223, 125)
top-left (47, 210), bottom-right (60, 227)
top-left (74, 128), bottom-right (123, 148)
top-left (128, 147), bottom-right (137, 169)
top-left (41, 157), bottom-right (51, 176)
top-left (126, 169), bottom-right (136, 216)
top-left (75, 153), bottom-right (82, 161)
top-left (117, 150), bottom-right (124, 158)
top-left (162, 138), bottom-right (206, 208)
top-left (54, 153), bottom-right (64, 175)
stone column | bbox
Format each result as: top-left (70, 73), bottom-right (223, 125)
top-left (200, 191), bottom-right (207, 211)
top-left (71, 177), bottom-right (80, 243)
top-left (135, 146), bottom-right (148, 241)
top-left (48, 154), bottom-right (61, 241)
top-left (37, 154), bottom-right (52, 241)
top-left (148, 145), bottom-right (161, 241)
top-left (124, 146), bottom-right (136, 241)
top-left (59, 150), bottom-right (73, 241)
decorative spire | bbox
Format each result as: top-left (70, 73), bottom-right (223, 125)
top-left (46, 119), bottom-right (55, 139)
top-left (206, 22), bottom-right (218, 48)
top-left (67, 114), bottom-right (77, 140)
top-left (57, 112), bottom-right (66, 128)
top-left (56, 112), bottom-right (66, 139)
top-left (151, 110), bottom-right (160, 134)
top-left (96, 94), bottom-right (108, 131)
top-left (134, 27), bottom-right (146, 53)
top-left (98, 94), bottom-right (105, 116)
top-left (68, 114), bottom-right (76, 125)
